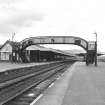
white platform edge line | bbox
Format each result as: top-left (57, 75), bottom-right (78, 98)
top-left (30, 94), bottom-right (43, 105)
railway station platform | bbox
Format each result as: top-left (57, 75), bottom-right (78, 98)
top-left (34, 62), bottom-right (105, 105)
top-left (0, 61), bottom-right (56, 72)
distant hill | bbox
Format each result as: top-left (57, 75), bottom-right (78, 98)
top-left (98, 55), bottom-right (105, 62)
top-left (64, 49), bottom-right (105, 56)
top-left (64, 49), bottom-right (86, 55)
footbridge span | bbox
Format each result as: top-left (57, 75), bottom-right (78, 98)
top-left (15, 36), bottom-right (97, 66)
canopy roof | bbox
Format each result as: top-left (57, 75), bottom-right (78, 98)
top-left (26, 45), bottom-right (50, 51)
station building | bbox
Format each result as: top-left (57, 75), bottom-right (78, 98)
top-left (25, 45), bottom-right (52, 62)
top-left (0, 40), bottom-right (20, 62)
top-left (0, 40), bottom-right (12, 61)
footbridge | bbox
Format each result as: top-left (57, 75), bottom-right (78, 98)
top-left (14, 36), bottom-right (97, 66)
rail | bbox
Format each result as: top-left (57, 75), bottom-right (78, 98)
top-left (0, 61), bottom-right (74, 105)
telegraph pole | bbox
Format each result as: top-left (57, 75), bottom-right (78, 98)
top-left (94, 32), bottom-right (97, 66)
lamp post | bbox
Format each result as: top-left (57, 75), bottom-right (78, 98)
top-left (94, 32), bottom-right (97, 66)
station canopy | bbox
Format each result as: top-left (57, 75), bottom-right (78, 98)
top-left (26, 45), bottom-right (50, 51)
top-left (26, 45), bottom-right (75, 57)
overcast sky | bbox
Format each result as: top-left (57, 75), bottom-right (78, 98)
top-left (0, 0), bottom-right (105, 52)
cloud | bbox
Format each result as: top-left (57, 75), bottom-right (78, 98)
top-left (0, 0), bottom-right (19, 4)
top-left (0, 0), bottom-right (44, 35)
top-left (10, 12), bottom-right (43, 26)
top-left (0, 10), bottom-right (44, 35)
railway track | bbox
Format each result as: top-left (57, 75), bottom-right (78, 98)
top-left (0, 61), bottom-right (74, 105)
top-left (0, 61), bottom-right (67, 88)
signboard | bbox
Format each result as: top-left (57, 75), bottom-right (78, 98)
top-left (65, 37), bottom-right (75, 43)
top-left (32, 38), bottom-right (41, 43)
top-left (75, 39), bottom-right (81, 45)
top-left (88, 42), bottom-right (95, 50)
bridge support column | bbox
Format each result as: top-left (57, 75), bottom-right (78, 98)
top-left (86, 41), bottom-right (97, 66)
top-left (86, 51), bottom-right (96, 66)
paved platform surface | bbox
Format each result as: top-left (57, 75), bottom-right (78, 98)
top-left (34, 62), bottom-right (105, 105)
top-left (0, 62), bottom-right (52, 72)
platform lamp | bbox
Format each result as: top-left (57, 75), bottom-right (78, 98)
top-left (94, 32), bottom-right (97, 66)
top-left (11, 33), bottom-right (15, 63)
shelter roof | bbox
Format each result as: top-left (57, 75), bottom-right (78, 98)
top-left (0, 40), bottom-right (20, 51)
top-left (26, 45), bottom-right (50, 51)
